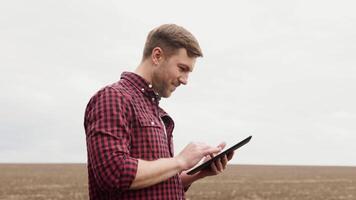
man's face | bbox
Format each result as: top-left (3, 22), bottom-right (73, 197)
top-left (152, 48), bottom-right (196, 98)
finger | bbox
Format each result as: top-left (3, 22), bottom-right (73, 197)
top-left (214, 158), bottom-right (224, 172)
top-left (217, 142), bottom-right (226, 150)
top-left (210, 159), bottom-right (218, 173)
top-left (203, 147), bottom-right (221, 156)
top-left (202, 153), bottom-right (213, 162)
top-left (221, 154), bottom-right (228, 168)
top-left (227, 151), bottom-right (235, 160)
top-left (223, 156), bottom-right (229, 169)
top-left (202, 155), bottom-right (210, 162)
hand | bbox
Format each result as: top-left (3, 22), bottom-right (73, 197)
top-left (175, 142), bottom-right (222, 171)
top-left (196, 142), bottom-right (235, 178)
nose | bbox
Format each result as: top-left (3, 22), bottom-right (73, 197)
top-left (179, 73), bottom-right (188, 85)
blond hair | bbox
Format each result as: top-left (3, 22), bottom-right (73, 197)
top-left (142, 24), bottom-right (203, 60)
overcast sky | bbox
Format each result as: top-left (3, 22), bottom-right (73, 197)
top-left (1, 0), bottom-right (355, 166)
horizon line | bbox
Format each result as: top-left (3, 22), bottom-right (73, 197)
top-left (0, 162), bottom-right (355, 168)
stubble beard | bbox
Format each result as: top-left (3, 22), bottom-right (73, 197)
top-left (152, 70), bottom-right (171, 98)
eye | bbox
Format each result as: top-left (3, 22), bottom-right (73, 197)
top-left (178, 66), bottom-right (185, 72)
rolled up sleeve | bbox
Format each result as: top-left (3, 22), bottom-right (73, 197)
top-left (85, 87), bottom-right (138, 192)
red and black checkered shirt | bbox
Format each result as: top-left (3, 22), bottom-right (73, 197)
top-left (84, 72), bottom-right (186, 200)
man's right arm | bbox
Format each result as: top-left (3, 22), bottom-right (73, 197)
top-left (131, 142), bottom-right (221, 190)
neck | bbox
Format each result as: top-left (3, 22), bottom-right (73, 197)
top-left (134, 60), bottom-right (153, 84)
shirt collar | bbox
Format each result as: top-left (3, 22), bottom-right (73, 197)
top-left (121, 71), bottom-right (161, 102)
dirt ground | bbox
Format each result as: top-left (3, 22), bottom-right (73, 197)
top-left (0, 164), bottom-right (355, 200)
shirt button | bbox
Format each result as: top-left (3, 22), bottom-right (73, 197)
top-left (148, 84), bottom-right (152, 88)
top-left (141, 88), bottom-right (145, 92)
top-left (151, 121), bottom-right (155, 125)
top-left (152, 97), bottom-right (155, 101)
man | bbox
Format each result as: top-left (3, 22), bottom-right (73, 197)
top-left (84, 24), bottom-right (234, 200)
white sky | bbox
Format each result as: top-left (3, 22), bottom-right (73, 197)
top-left (1, 0), bottom-right (355, 166)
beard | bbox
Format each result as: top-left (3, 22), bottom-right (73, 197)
top-left (152, 69), bottom-right (172, 98)
top-left (152, 66), bottom-right (177, 98)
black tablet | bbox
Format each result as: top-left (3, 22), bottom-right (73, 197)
top-left (186, 135), bottom-right (252, 175)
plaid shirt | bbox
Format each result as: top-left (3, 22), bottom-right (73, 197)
top-left (84, 72), bottom-right (186, 200)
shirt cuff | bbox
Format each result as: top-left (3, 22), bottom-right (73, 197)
top-left (119, 156), bottom-right (139, 191)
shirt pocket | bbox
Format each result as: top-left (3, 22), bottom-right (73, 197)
top-left (137, 115), bottom-right (170, 159)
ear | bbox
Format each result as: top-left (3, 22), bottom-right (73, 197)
top-left (151, 47), bottom-right (163, 65)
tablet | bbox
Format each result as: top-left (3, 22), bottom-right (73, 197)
top-left (186, 135), bottom-right (252, 175)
